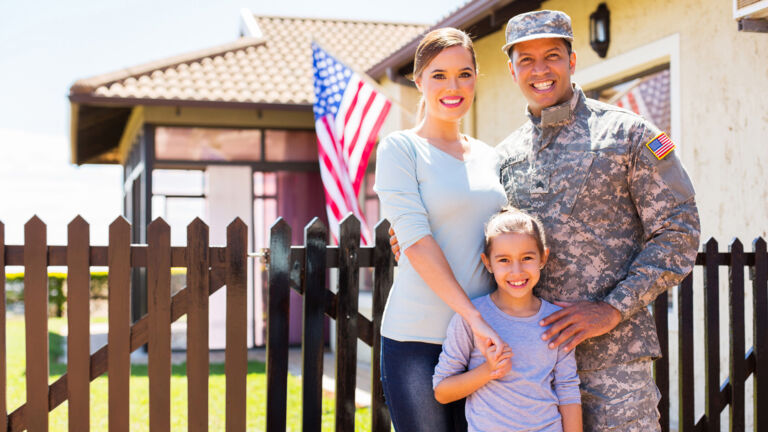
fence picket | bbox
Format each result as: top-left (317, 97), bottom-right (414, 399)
top-left (704, 239), bottom-right (720, 431)
top-left (148, 219), bottom-right (171, 432)
top-left (108, 217), bottom-right (131, 432)
top-left (0, 222), bottom-right (6, 432)
top-left (302, 218), bottom-right (327, 432)
top-left (336, 216), bottom-right (360, 432)
top-left (753, 238), bottom-right (767, 431)
top-left (371, 220), bottom-right (393, 432)
top-left (678, 274), bottom-right (695, 432)
top-left (187, 219), bottom-right (210, 432)
top-left (226, 219), bottom-right (247, 432)
top-left (266, 218), bottom-right (291, 432)
top-left (24, 216), bottom-right (48, 432)
top-left (728, 240), bottom-right (745, 431)
top-left (654, 290), bottom-right (670, 432)
top-left (67, 217), bottom-right (91, 431)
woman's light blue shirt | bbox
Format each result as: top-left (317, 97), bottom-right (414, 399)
top-left (374, 130), bottom-right (507, 343)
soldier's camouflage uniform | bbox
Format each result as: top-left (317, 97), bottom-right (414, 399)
top-left (497, 85), bottom-right (701, 431)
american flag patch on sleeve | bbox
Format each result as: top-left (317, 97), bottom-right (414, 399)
top-left (645, 132), bottom-right (675, 160)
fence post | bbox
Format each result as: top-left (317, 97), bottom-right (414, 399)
top-left (336, 215), bottom-right (360, 432)
top-left (678, 274), bottom-right (695, 432)
top-left (266, 218), bottom-right (291, 432)
top-left (371, 220), bottom-right (393, 432)
top-left (148, 218), bottom-right (171, 432)
top-left (302, 218), bottom-right (327, 432)
top-left (729, 239), bottom-right (745, 431)
top-left (226, 218), bottom-right (248, 432)
top-left (753, 238), bottom-right (767, 431)
top-left (24, 216), bottom-right (48, 432)
top-left (187, 218), bottom-right (210, 432)
top-left (704, 238), bottom-right (720, 431)
top-left (108, 217), bottom-right (131, 432)
top-left (67, 216), bottom-right (91, 432)
top-left (653, 288), bottom-right (669, 432)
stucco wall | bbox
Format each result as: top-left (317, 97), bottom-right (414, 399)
top-left (471, 0), bottom-right (768, 243)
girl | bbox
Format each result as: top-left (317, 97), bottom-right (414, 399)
top-left (433, 207), bottom-right (582, 432)
top-left (374, 28), bottom-right (507, 431)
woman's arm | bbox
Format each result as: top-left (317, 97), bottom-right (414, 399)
top-left (405, 236), bottom-right (504, 352)
top-left (558, 404), bottom-right (582, 432)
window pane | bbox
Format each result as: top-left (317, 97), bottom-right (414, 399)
top-left (254, 172), bottom-right (277, 197)
top-left (156, 127), bottom-right (262, 161)
top-left (165, 197), bottom-right (206, 246)
top-left (153, 169), bottom-right (204, 196)
top-left (264, 130), bottom-right (317, 162)
top-left (591, 68), bottom-right (670, 134)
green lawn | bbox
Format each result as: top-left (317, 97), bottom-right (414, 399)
top-left (6, 317), bottom-right (374, 431)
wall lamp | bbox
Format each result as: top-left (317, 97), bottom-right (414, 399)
top-left (589, 3), bottom-right (610, 58)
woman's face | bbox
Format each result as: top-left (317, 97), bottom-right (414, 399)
top-left (415, 45), bottom-right (476, 124)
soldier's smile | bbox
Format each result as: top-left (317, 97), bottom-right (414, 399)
top-left (508, 37), bottom-right (575, 117)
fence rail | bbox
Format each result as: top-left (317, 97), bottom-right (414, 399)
top-left (0, 215), bottom-right (766, 431)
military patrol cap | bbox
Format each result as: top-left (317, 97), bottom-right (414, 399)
top-left (501, 10), bottom-right (574, 56)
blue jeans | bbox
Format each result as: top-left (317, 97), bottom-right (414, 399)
top-left (381, 337), bottom-right (467, 432)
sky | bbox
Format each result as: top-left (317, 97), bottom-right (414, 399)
top-left (0, 0), bottom-right (467, 245)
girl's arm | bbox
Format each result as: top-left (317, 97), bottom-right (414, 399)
top-left (558, 404), bottom-right (582, 432)
top-left (434, 362), bottom-right (493, 404)
top-left (405, 237), bottom-right (504, 351)
top-left (434, 344), bottom-right (512, 404)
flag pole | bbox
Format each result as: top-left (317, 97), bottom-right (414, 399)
top-left (312, 40), bottom-right (416, 119)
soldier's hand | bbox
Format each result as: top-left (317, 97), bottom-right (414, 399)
top-left (538, 301), bottom-right (622, 352)
top-left (388, 227), bottom-right (400, 262)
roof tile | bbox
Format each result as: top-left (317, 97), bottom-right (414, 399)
top-left (71, 16), bottom-right (427, 107)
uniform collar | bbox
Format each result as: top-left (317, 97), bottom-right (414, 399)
top-left (527, 83), bottom-right (583, 128)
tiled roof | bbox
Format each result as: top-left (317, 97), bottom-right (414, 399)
top-left (69, 16), bottom-right (428, 107)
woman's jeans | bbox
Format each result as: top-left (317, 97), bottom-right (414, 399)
top-left (381, 337), bottom-right (467, 432)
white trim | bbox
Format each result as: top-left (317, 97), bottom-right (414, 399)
top-left (734, 0), bottom-right (768, 19)
top-left (239, 8), bottom-right (262, 38)
top-left (574, 33), bottom-right (681, 143)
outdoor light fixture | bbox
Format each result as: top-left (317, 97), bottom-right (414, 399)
top-left (589, 3), bottom-right (610, 58)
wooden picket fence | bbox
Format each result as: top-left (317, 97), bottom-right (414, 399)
top-left (0, 214), bottom-right (766, 431)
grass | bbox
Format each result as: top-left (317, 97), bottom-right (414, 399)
top-left (6, 316), bottom-right (375, 431)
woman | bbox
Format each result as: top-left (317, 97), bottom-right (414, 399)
top-left (374, 28), bottom-right (507, 431)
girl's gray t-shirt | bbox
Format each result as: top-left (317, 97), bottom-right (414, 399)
top-left (434, 296), bottom-right (581, 432)
top-left (374, 130), bottom-right (507, 343)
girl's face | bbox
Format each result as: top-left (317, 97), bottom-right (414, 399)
top-left (481, 232), bottom-right (549, 301)
top-left (414, 45), bottom-right (476, 124)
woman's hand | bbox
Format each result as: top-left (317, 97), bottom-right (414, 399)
top-left (466, 313), bottom-right (508, 362)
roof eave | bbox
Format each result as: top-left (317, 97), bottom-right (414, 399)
top-left (367, 0), bottom-right (543, 80)
top-left (68, 94), bottom-right (313, 112)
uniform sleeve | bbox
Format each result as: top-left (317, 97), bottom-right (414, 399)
top-left (602, 124), bottom-right (701, 320)
top-left (433, 313), bottom-right (475, 389)
top-left (373, 134), bottom-right (432, 252)
top-left (553, 343), bottom-right (581, 405)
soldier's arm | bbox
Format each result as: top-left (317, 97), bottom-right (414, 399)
top-left (602, 125), bottom-right (701, 320)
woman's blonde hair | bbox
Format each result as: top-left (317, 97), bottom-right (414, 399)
top-left (484, 206), bottom-right (548, 257)
top-left (412, 27), bottom-right (477, 121)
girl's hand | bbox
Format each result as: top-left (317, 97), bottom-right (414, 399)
top-left (484, 343), bottom-right (513, 379)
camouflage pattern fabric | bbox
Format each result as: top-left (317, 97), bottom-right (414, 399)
top-left (579, 358), bottom-right (661, 432)
top-left (502, 10), bottom-right (573, 55)
top-left (497, 85), bottom-right (700, 371)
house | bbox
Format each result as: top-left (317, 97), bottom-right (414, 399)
top-left (367, 0), bottom-right (768, 428)
top-left (68, 11), bottom-right (427, 348)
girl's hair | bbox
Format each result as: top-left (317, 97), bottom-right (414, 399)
top-left (484, 206), bottom-right (548, 257)
top-left (412, 27), bottom-right (477, 121)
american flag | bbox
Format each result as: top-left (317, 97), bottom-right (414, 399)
top-left (611, 69), bottom-right (671, 134)
top-left (311, 42), bottom-right (391, 244)
top-left (646, 132), bottom-right (675, 160)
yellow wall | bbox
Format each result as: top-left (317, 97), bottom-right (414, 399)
top-left (470, 0), bottom-right (768, 242)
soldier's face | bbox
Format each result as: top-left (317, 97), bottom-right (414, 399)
top-left (414, 45), bottom-right (476, 124)
top-left (481, 232), bottom-right (549, 304)
top-left (508, 38), bottom-right (576, 117)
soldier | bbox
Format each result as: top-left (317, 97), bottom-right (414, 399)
top-left (498, 10), bottom-right (700, 431)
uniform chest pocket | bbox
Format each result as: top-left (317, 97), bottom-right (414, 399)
top-left (549, 152), bottom-right (596, 217)
top-left (500, 153), bottom-right (534, 210)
